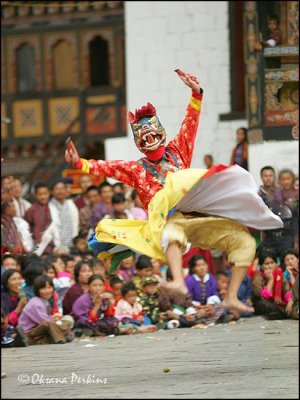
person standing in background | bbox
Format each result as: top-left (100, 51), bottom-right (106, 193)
top-left (12, 178), bottom-right (31, 218)
top-left (230, 127), bottom-right (248, 171)
top-left (203, 154), bottom-right (214, 169)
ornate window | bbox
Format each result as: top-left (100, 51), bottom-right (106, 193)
top-left (53, 40), bottom-right (74, 89)
top-left (16, 43), bottom-right (36, 92)
top-left (89, 36), bottom-right (110, 86)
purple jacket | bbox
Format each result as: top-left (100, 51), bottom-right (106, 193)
top-left (185, 273), bottom-right (221, 305)
top-left (72, 292), bottom-right (110, 322)
top-left (18, 297), bottom-right (51, 333)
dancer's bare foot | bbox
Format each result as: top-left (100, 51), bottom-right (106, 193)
top-left (222, 297), bottom-right (254, 314)
top-left (159, 281), bottom-right (188, 296)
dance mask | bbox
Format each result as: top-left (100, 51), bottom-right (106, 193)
top-left (128, 103), bottom-right (166, 158)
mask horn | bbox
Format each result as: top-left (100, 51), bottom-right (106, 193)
top-left (128, 111), bottom-right (135, 124)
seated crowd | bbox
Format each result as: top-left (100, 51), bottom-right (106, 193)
top-left (1, 166), bottom-right (299, 347)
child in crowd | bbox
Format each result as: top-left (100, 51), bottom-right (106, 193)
top-left (71, 235), bottom-right (91, 257)
top-left (109, 276), bottom-right (124, 305)
top-left (252, 250), bottom-right (293, 319)
top-left (1, 254), bottom-right (20, 273)
top-left (89, 258), bottom-right (106, 277)
top-left (62, 260), bottom-right (93, 315)
top-left (117, 253), bottom-right (136, 282)
top-left (21, 259), bottom-right (46, 299)
top-left (44, 255), bottom-right (73, 301)
top-left (159, 268), bottom-right (200, 328)
top-left (18, 275), bottom-right (74, 345)
top-left (139, 276), bottom-right (162, 325)
top-left (282, 249), bottom-right (299, 289)
top-left (150, 258), bottom-right (166, 282)
top-left (132, 255), bottom-right (154, 298)
top-left (185, 256), bottom-right (224, 325)
top-left (114, 282), bottom-right (157, 333)
top-left (60, 255), bottom-right (76, 280)
top-left (72, 275), bottom-right (128, 336)
top-left (216, 272), bottom-right (240, 323)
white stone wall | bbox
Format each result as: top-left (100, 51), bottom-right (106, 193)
top-left (249, 141), bottom-right (299, 184)
top-left (105, 1), bottom-right (299, 186)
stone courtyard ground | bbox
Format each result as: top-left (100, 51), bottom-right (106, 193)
top-left (1, 316), bottom-right (299, 399)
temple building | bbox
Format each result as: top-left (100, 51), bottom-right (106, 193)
top-left (1, 1), bottom-right (298, 189)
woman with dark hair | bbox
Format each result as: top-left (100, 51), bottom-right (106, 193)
top-left (1, 270), bottom-right (26, 327)
top-left (230, 127), bottom-right (248, 171)
top-left (18, 275), bottom-right (74, 345)
top-left (185, 255), bottom-right (224, 326)
top-left (252, 250), bottom-right (293, 319)
top-left (62, 260), bottom-right (93, 315)
top-left (72, 274), bottom-right (123, 336)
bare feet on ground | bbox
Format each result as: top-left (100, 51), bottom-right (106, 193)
top-left (221, 298), bottom-right (254, 314)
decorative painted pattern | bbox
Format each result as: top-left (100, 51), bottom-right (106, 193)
top-left (48, 97), bottom-right (79, 135)
top-left (13, 100), bottom-right (43, 137)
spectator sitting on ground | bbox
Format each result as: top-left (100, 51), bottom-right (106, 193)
top-left (22, 259), bottom-right (46, 300)
top-left (216, 271), bottom-right (242, 323)
top-left (114, 282), bottom-right (157, 333)
top-left (60, 255), bottom-right (76, 281)
top-left (252, 250), bottom-right (293, 320)
top-left (139, 276), bottom-right (162, 326)
top-left (71, 275), bottom-right (131, 336)
top-left (291, 275), bottom-right (299, 320)
top-left (131, 255), bottom-right (154, 298)
top-left (117, 253), bottom-right (136, 282)
top-left (1, 270), bottom-right (28, 344)
top-left (185, 255), bottom-right (224, 325)
top-left (159, 268), bottom-right (200, 328)
top-left (44, 257), bottom-right (72, 303)
top-left (18, 275), bottom-right (74, 345)
top-left (109, 276), bottom-right (124, 305)
top-left (282, 249), bottom-right (299, 289)
top-left (62, 260), bottom-right (93, 315)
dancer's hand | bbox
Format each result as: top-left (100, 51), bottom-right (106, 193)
top-left (175, 69), bottom-right (201, 93)
top-left (65, 139), bottom-right (79, 167)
